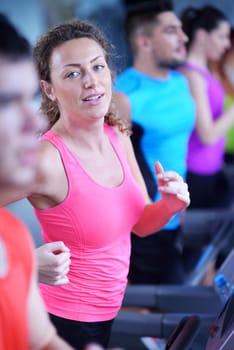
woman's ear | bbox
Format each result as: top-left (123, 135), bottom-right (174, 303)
top-left (40, 80), bottom-right (56, 101)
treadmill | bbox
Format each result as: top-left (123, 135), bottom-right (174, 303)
top-left (109, 218), bottom-right (234, 349)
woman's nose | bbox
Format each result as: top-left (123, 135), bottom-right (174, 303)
top-left (83, 71), bottom-right (97, 88)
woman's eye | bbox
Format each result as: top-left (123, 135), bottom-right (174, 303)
top-left (66, 71), bottom-right (79, 79)
top-left (95, 64), bottom-right (105, 71)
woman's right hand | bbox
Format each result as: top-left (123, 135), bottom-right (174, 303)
top-left (35, 241), bottom-right (71, 285)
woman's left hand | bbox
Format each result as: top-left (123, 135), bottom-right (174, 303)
top-left (156, 161), bottom-right (190, 214)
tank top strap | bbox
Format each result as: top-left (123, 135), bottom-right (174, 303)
top-left (41, 130), bottom-right (74, 162)
top-left (41, 130), bottom-right (61, 146)
top-left (103, 124), bottom-right (129, 169)
top-left (42, 127), bottom-right (124, 157)
top-left (184, 62), bottom-right (211, 79)
top-left (42, 126), bottom-right (130, 175)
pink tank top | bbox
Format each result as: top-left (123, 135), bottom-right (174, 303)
top-left (35, 124), bottom-right (145, 322)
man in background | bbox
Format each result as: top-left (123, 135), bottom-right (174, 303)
top-left (114, 0), bottom-right (195, 284)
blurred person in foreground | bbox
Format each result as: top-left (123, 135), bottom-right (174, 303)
top-left (3, 17), bottom-right (190, 349)
top-left (114, 0), bottom-right (195, 285)
top-left (0, 16), bottom-right (71, 287)
top-left (0, 13), bottom-right (75, 350)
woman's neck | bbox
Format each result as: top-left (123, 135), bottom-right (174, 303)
top-left (187, 44), bottom-right (208, 69)
top-left (52, 118), bottom-right (107, 152)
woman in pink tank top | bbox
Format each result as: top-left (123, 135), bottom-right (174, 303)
top-left (17, 19), bottom-right (190, 350)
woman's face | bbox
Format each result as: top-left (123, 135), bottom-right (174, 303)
top-left (205, 21), bottom-right (231, 61)
top-left (43, 37), bottom-right (112, 124)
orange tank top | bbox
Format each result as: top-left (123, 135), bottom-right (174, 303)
top-left (0, 208), bottom-right (34, 350)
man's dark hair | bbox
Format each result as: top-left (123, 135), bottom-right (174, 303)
top-left (0, 13), bottom-right (31, 60)
top-left (124, 0), bottom-right (173, 43)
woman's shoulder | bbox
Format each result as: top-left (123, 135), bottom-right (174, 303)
top-left (29, 138), bottom-right (60, 188)
top-left (180, 63), bottom-right (207, 90)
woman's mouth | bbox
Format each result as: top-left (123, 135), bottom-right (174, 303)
top-left (83, 93), bottom-right (104, 104)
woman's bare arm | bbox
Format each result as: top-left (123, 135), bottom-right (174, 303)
top-left (182, 69), bottom-right (234, 144)
top-left (116, 130), bottom-right (190, 237)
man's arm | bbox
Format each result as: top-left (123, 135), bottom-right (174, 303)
top-left (27, 270), bottom-right (74, 349)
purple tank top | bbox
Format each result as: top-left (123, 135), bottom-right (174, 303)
top-left (185, 62), bottom-right (226, 174)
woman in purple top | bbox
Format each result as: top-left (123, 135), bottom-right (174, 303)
top-left (181, 5), bottom-right (234, 209)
